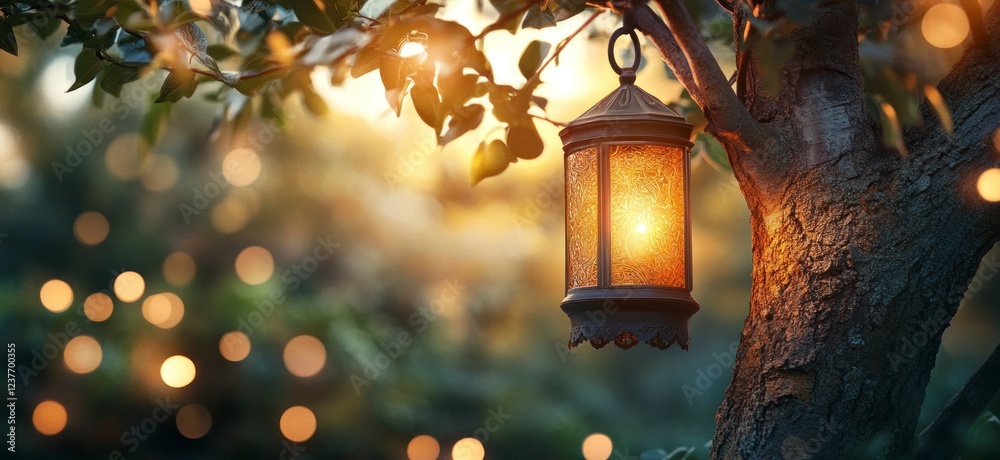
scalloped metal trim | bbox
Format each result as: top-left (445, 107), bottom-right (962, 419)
top-left (568, 325), bottom-right (690, 350)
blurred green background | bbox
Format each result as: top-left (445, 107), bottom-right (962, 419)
top-left (2, 2), bottom-right (1000, 459)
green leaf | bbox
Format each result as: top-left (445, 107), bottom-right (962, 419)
top-left (440, 103), bottom-right (484, 145)
top-left (298, 28), bottom-right (370, 66)
top-left (207, 43), bottom-right (240, 61)
top-left (0, 21), bottom-right (17, 56)
top-left (117, 33), bottom-right (153, 64)
top-left (234, 69), bottom-right (290, 95)
top-left (471, 140), bottom-right (513, 185)
top-left (522, 7), bottom-right (556, 29)
top-left (410, 73), bottom-right (441, 131)
top-left (140, 102), bottom-right (171, 148)
top-left (27, 16), bottom-right (62, 40)
top-left (69, 49), bottom-right (106, 92)
top-left (277, 0), bottom-right (337, 34)
top-left (156, 68), bottom-right (197, 102)
top-left (506, 118), bottom-right (543, 159)
top-left (351, 43), bottom-right (381, 78)
top-left (99, 65), bottom-right (140, 97)
top-left (695, 132), bottom-right (730, 172)
top-left (302, 88), bottom-right (330, 116)
top-left (518, 40), bottom-right (551, 80)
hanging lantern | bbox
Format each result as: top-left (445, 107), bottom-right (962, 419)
top-left (560, 20), bottom-right (698, 350)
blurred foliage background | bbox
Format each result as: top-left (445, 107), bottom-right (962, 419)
top-left (2, 0), bottom-right (1000, 459)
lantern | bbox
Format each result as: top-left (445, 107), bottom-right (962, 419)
top-left (560, 22), bottom-right (697, 350)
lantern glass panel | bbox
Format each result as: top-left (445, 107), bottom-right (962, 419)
top-left (565, 147), bottom-right (599, 289)
top-left (609, 144), bottom-right (686, 288)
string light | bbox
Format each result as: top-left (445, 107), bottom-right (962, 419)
top-left (32, 401), bottom-right (67, 436)
top-left (279, 406), bottom-right (317, 442)
top-left (219, 331), bottom-right (251, 362)
top-left (40, 279), bottom-right (73, 313)
top-left (582, 433), bottom-right (613, 460)
top-left (113, 271), bottom-right (145, 303)
top-left (160, 355), bottom-right (196, 388)
top-left (234, 246), bottom-right (274, 285)
top-left (407, 435), bottom-right (441, 460)
top-left (83, 292), bottom-right (113, 322)
top-left (63, 335), bottom-right (102, 374)
top-left (283, 335), bottom-right (327, 378)
top-left (73, 211), bottom-right (109, 245)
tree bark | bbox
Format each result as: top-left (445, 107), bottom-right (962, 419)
top-left (692, 2), bottom-right (1000, 459)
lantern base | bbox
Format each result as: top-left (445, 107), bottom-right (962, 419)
top-left (561, 288), bottom-right (699, 350)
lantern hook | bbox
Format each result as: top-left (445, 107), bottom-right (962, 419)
top-left (607, 15), bottom-right (641, 85)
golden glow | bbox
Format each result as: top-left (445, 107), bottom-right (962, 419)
top-left (188, 0), bottom-right (212, 16)
top-left (978, 168), bottom-right (1000, 202)
top-left (113, 271), bottom-right (145, 303)
top-left (609, 145), bottom-right (686, 287)
top-left (105, 134), bottom-right (148, 180)
top-left (176, 404), bottom-right (212, 439)
top-left (279, 406), bottom-right (317, 442)
top-left (451, 437), bottom-right (485, 460)
top-left (922, 4), bottom-right (970, 49)
top-left (283, 335), bottom-right (326, 378)
top-left (32, 401), bottom-right (67, 436)
top-left (406, 434), bottom-right (440, 460)
top-left (40, 279), bottom-right (73, 313)
top-left (565, 148), bottom-right (599, 289)
top-left (211, 196), bottom-right (253, 234)
top-left (83, 292), bottom-right (113, 322)
top-left (160, 355), bottom-right (196, 388)
top-left (398, 42), bottom-right (427, 59)
top-left (235, 246), bottom-right (274, 285)
top-left (64, 335), bottom-right (102, 374)
top-left (222, 148), bottom-right (262, 187)
top-left (163, 252), bottom-right (196, 287)
top-left (73, 211), bottom-right (109, 245)
top-left (582, 433), bottom-right (613, 460)
top-left (139, 154), bottom-right (179, 192)
top-left (219, 331), bottom-right (251, 362)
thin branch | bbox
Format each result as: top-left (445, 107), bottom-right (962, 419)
top-left (524, 9), bottom-right (603, 90)
top-left (530, 113), bottom-right (567, 127)
top-left (915, 343), bottom-right (1000, 459)
top-left (630, 3), bottom-right (703, 104)
top-left (650, 0), bottom-right (760, 140)
top-left (961, 0), bottom-right (990, 51)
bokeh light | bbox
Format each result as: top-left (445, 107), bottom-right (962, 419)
top-left (40, 279), bottom-right (73, 313)
top-left (163, 252), bottom-right (196, 287)
top-left (582, 433), bottom-right (613, 460)
top-left (406, 434), bottom-right (440, 460)
top-left (0, 122), bottom-right (29, 189)
top-left (73, 211), bottom-right (110, 245)
top-left (113, 271), bottom-right (145, 303)
top-left (160, 355), bottom-right (196, 388)
top-left (283, 335), bottom-right (327, 378)
top-left (139, 154), bottom-right (179, 192)
top-left (452, 437), bottom-right (485, 460)
top-left (279, 406), bottom-right (317, 442)
top-left (921, 4), bottom-right (970, 49)
top-left (188, 0), bottom-right (212, 16)
top-left (64, 335), bottom-right (102, 374)
top-left (176, 404), bottom-right (212, 439)
top-left (211, 196), bottom-right (253, 234)
top-left (234, 246), bottom-right (274, 285)
top-left (978, 168), bottom-right (1000, 202)
top-left (141, 293), bottom-right (184, 328)
top-left (104, 134), bottom-right (148, 181)
top-left (83, 292), bottom-right (114, 322)
top-left (398, 42), bottom-right (427, 59)
top-left (219, 331), bottom-right (251, 362)
top-left (32, 401), bottom-right (67, 435)
top-left (222, 148), bottom-right (262, 187)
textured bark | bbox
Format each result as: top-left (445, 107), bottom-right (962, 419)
top-left (696, 2), bottom-right (1000, 459)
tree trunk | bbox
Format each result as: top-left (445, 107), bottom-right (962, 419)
top-left (708, 2), bottom-right (1000, 459)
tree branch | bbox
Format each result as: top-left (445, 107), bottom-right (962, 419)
top-left (915, 342), bottom-right (1000, 458)
top-left (630, 3), bottom-right (702, 103)
top-left (643, 0), bottom-right (762, 147)
top-left (961, 0), bottom-right (990, 51)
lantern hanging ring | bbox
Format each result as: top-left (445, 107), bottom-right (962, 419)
top-left (607, 18), bottom-right (641, 84)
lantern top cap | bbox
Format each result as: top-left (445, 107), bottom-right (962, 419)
top-left (559, 82), bottom-right (694, 151)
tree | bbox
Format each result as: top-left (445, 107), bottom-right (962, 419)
top-left (2, 0), bottom-right (998, 458)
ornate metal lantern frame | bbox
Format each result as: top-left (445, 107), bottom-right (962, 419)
top-left (559, 21), bottom-right (699, 350)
